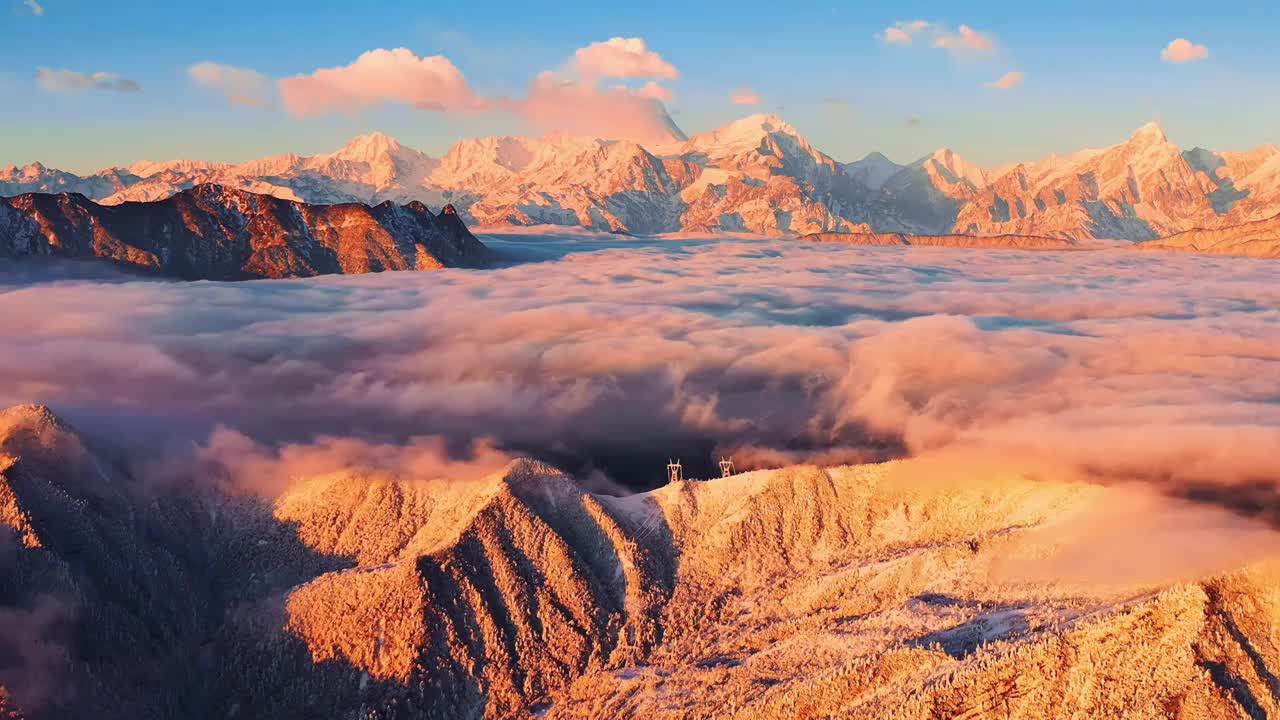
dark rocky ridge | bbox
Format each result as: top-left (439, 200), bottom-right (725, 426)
top-left (0, 184), bottom-right (491, 280)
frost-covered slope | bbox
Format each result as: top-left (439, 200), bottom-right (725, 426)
top-left (3, 404), bottom-right (1280, 719)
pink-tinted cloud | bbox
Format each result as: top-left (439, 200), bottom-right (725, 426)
top-left (985, 70), bottom-right (1024, 89)
top-left (274, 40), bottom-right (684, 141)
top-left (933, 24), bottom-right (996, 53)
top-left (883, 27), bottom-right (912, 44)
top-left (880, 20), bottom-right (930, 44)
top-left (1161, 38), bottom-right (1209, 63)
top-left (278, 48), bottom-right (486, 117)
top-left (633, 80), bottom-right (673, 101)
top-left (572, 37), bottom-right (678, 79)
top-left (146, 427), bottom-right (513, 498)
top-left (513, 71), bottom-right (684, 143)
top-left (188, 62), bottom-right (270, 107)
top-left (730, 86), bottom-right (760, 105)
top-left (881, 21), bottom-right (997, 56)
top-left (2, 239), bottom-right (1278, 498)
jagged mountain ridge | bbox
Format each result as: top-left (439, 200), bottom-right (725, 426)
top-left (1137, 212), bottom-right (1280, 258)
top-left (0, 184), bottom-right (491, 279)
top-left (801, 230), bottom-right (1079, 250)
top-left (4, 117), bottom-right (1280, 239)
top-left (3, 404), bottom-right (1280, 719)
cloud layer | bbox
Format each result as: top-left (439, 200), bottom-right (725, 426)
top-left (572, 37), bottom-right (678, 80)
top-left (1162, 38), bottom-right (1209, 63)
top-left (2, 237), bottom-right (1278, 504)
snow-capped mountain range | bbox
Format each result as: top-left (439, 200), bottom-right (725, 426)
top-left (4, 114), bottom-right (1279, 240)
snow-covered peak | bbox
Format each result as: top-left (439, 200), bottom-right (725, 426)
top-left (333, 131), bottom-right (409, 163)
top-left (127, 159), bottom-right (227, 178)
top-left (915, 147), bottom-right (990, 189)
top-left (726, 113), bottom-right (798, 137)
top-left (843, 152), bottom-right (903, 191)
top-left (686, 113), bottom-right (801, 151)
top-left (1125, 122), bottom-right (1171, 151)
top-left (1, 162), bottom-right (50, 179)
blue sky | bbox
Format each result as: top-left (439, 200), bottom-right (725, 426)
top-left (2, 0), bottom-right (1278, 172)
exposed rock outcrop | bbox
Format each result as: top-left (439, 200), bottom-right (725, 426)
top-left (0, 184), bottom-right (491, 279)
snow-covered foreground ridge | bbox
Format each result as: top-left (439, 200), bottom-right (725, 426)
top-left (6, 114), bottom-right (1280, 241)
top-left (3, 402), bottom-right (1280, 719)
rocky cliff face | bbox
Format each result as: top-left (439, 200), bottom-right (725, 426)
top-left (0, 184), bottom-right (491, 279)
top-left (2, 404), bottom-right (1279, 719)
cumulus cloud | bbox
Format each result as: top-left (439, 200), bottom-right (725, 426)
top-left (1161, 38), bottom-right (1209, 63)
top-left (512, 72), bottom-right (684, 143)
top-left (882, 27), bottom-right (912, 44)
top-left (278, 48), bottom-right (486, 117)
top-left (1, 238), bottom-right (1278, 504)
top-left (985, 70), bottom-right (1024, 89)
top-left (572, 37), bottom-right (678, 79)
top-left (730, 86), bottom-right (760, 105)
top-left (933, 24), bottom-right (996, 53)
top-left (22, 0), bottom-right (43, 16)
top-left (504, 37), bottom-right (684, 142)
top-left (633, 80), bottom-right (673, 101)
top-left (34, 68), bottom-right (140, 93)
top-left (188, 61), bottom-right (270, 107)
top-left (276, 40), bottom-right (685, 142)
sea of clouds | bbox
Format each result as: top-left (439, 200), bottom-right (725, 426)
top-left (1, 234), bottom-right (1278, 511)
